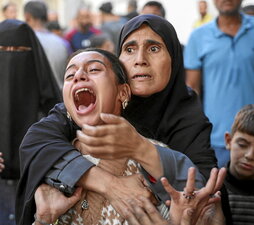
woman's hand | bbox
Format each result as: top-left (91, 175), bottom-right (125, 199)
top-left (76, 113), bottom-right (163, 179)
top-left (0, 152), bottom-right (5, 173)
top-left (34, 184), bottom-right (82, 224)
top-left (161, 167), bottom-right (226, 225)
top-left (125, 196), bottom-right (195, 225)
top-left (103, 173), bottom-right (157, 217)
top-left (76, 113), bottom-right (148, 159)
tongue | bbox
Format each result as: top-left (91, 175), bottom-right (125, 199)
top-left (78, 105), bottom-right (88, 111)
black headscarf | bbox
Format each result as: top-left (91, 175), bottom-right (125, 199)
top-left (0, 19), bottom-right (61, 179)
top-left (118, 15), bottom-right (217, 178)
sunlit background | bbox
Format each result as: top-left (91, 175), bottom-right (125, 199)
top-left (0, 0), bottom-right (254, 44)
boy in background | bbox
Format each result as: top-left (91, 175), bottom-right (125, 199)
top-left (224, 104), bottom-right (254, 224)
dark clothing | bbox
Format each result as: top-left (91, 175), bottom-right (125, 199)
top-left (16, 104), bottom-right (93, 225)
top-left (16, 104), bottom-right (206, 225)
top-left (117, 14), bottom-right (217, 179)
top-left (0, 19), bottom-right (61, 179)
top-left (16, 15), bottom-right (218, 225)
top-left (65, 27), bottom-right (101, 51)
top-left (224, 163), bottom-right (254, 224)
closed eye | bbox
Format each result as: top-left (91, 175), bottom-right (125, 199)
top-left (65, 74), bottom-right (74, 80)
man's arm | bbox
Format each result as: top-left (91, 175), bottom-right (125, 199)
top-left (185, 69), bottom-right (202, 95)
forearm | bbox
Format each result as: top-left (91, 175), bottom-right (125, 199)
top-left (133, 138), bottom-right (163, 180)
top-left (77, 166), bottom-right (115, 195)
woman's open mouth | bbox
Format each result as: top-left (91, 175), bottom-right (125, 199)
top-left (74, 87), bottom-right (96, 112)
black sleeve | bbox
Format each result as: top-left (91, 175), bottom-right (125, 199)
top-left (15, 103), bottom-right (94, 225)
top-left (45, 151), bottom-right (94, 196)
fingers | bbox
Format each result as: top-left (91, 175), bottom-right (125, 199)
top-left (100, 113), bottom-right (125, 125)
top-left (214, 168), bottom-right (227, 192)
top-left (161, 177), bottom-right (178, 200)
top-left (184, 167), bottom-right (196, 194)
top-left (68, 187), bottom-right (82, 207)
top-left (126, 197), bottom-right (166, 225)
top-left (206, 191), bottom-right (221, 205)
top-left (125, 208), bottom-right (140, 225)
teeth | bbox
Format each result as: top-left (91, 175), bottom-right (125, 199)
top-left (75, 88), bottom-right (94, 101)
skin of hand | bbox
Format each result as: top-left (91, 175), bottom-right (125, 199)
top-left (125, 196), bottom-right (195, 225)
top-left (76, 113), bottom-right (163, 179)
top-left (77, 166), bottom-right (156, 218)
top-left (34, 184), bottom-right (82, 224)
top-left (0, 152), bottom-right (4, 172)
top-left (161, 167), bottom-right (227, 225)
top-left (101, 173), bottom-right (157, 217)
top-left (195, 201), bottom-right (225, 225)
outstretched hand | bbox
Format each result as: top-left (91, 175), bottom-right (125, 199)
top-left (161, 167), bottom-right (226, 225)
top-left (125, 196), bottom-right (195, 225)
top-left (125, 167), bottom-right (226, 225)
top-left (34, 184), bottom-right (82, 224)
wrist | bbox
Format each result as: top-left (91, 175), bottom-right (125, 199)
top-left (135, 139), bottom-right (163, 179)
top-left (78, 166), bottom-right (115, 195)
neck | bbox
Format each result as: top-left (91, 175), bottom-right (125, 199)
top-left (217, 13), bottom-right (241, 36)
top-left (28, 19), bottom-right (47, 32)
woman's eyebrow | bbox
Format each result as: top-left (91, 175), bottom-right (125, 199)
top-left (65, 64), bottom-right (75, 72)
top-left (122, 40), bottom-right (137, 49)
top-left (146, 39), bottom-right (162, 45)
top-left (87, 59), bottom-right (106, 67)
top-left (65, 60), bottom-right (106, 72)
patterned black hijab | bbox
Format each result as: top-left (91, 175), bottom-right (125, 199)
top-left (117, 15), bottom-right (217, 178)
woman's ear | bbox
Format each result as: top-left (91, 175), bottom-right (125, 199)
top-left (118, 83), bottom-right (131, 103)
top-left (225, 132), bottom-right (232, 150)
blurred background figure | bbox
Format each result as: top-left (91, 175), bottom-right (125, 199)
top-left (98, 1), bottom-right (127, 51)
top-left (125, 0), bottom-right (138, 20)
top-left (87, 33), bottom-right (115, 53)
top-left (242, 4), bottom-right (254, 15)
top-left (184, 0), bottom-right (254, 168)
top-left (193, 0), bottom-right (213, 28)
top-left (47, 9), bottom-right (58, 22)
top-left (24, 0), bottom-right (69, 89)
top-left (1, 1), bottom-right (17, 20)
top-left (65, 7), bottom-right (101, 52)
top-left (140, 1), bottom-right (166, 18)
top-left (0, 19), bottom-right (61, 225)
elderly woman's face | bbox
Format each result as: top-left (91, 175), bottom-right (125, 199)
top-left (63, 51), bottom-right (123, 127)
top-left (119, 24), bottom-right (171, 97)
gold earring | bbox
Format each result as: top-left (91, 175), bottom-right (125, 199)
top-left (122, 99), bottom-right (128, 110)
top-left (67, 111), bottom-right (72, 121)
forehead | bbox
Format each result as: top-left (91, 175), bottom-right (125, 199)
top-left (122, 24), bottom-right (165, 45)
top-left (233, 131), bottom-right (254, 143)
top-left (142, 5), bottom-right (161, 16)
top-left (68, 51), bottom-right (110, 66)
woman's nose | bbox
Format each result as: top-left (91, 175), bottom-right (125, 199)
top-left (74, 68), bottom-right (89, 82)
top-left (135, 50), bottom-right (148, 66)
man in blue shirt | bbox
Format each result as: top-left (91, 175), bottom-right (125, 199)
top-left (184, 0), bottom-right (254, 167)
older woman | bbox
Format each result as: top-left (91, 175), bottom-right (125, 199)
top-left (16, 15), bottom-right (218, 224)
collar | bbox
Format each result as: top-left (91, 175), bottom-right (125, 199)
top-left (225, 162), bottom-right (254, 195)
top-left (212, 13), bottom-right (253, 38)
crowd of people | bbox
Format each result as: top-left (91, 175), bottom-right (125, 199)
top-left (0, 0), bottom-right (254, 225)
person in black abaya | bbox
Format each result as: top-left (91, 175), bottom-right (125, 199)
top-left (0, 19), bottom-right (61, 225)
top-left (16, 15), bottom-right (223, 225)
